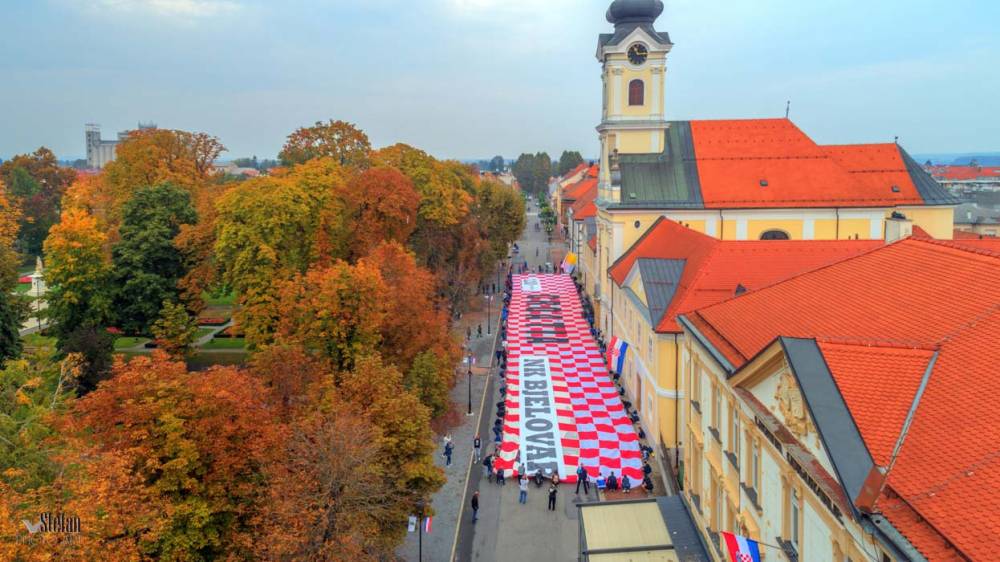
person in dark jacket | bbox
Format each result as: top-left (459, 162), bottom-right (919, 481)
top-left (548, 484), bottom-right (558, 511)
top-left (444, 441), bottom-right (454, 466)
top-left (473, 434), bottom-right (482, 462)
top-left (575, 465), bottom-right (590, 495)
top-left (471, 491), bottom-right (480, 523)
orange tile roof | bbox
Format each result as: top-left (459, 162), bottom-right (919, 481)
top-left (685, 239), bottom-right (1000, 366)
top-left (817, 342), bottom-right (933, 467)
top-left (930, 165), bottom-right (1000, 181)
top-left (562, 175), bottom-right (598, 203)
top-left (684, 120), bottom-right (933, 208)
top-left (683, 240), bottom-right (1000, 559)
top-left (573, 200), bottom-right (597, 220)
top-left (608, 218), bottom-right (879, 332)
top-left (588, 235), bottom-right (597, 252)
top-left (563, 162), bottom-right (589, 181)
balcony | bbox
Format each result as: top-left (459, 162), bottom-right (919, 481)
top-left (708, 426), bottom-right (721, 444)
top-left (776, 538), bottom-right (799, 562)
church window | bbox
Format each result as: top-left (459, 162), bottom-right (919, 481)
top-left (760, 230), bottom-right (790, 240)
top-left (628, 79), bottom-right (645, 106)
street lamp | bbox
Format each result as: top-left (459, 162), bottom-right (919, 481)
top-left (467, 364), bottom-right (473, 416)
top-left (416, 499), bottom-right (425, 562)
top-left (485, 294), bottom-right (494, 336)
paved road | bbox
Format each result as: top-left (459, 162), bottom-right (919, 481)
top-left (451, 203), bottom-right (589, 562)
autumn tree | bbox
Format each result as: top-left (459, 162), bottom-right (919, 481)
top-left (264, 260), bottom-right (386, 367)
top-left (257, 391), bottom-right (395, 561)
top-left (371, 144), bottom-right (471, 227)
top-left (336, 354), bottom-right (443, 545)
top-left (111, 183), bottom-right (197, 335)
top-left (342, 167), bottom-right (419, 260)
top-left (55, 355), bottom-right (281, 560)
top-left (0, 291), bottom-right (22, 365)
top-left (0, 147), bottom-right (76, 255)
top-left (215, 159), bottom-right (350, 340)
top-left (474, 179), bottom-right (526, 265)
top-left (151, 300), bottom-right (198, 359)
top-left (43, 209), bottom-right (113, 345)
top-left (279, 119), bottom-right (371, 168)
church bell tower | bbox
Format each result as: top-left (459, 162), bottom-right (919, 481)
top-left (596, 0), bottom-right (672, 203)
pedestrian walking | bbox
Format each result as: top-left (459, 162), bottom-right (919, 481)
top-left (444, 441), bottom-right (454, 466)
top-left (622, 475), bottom-right (632, 494)
top-left (473, 434), bottom-right (482, 462)
top-left (518, 475), bottom-right (529, 504)
top-left (471, 491), bottom-right (480, 523)
top-left (548, 484), bottom-right (558, 511)
top-left (497, 468), bottom-right (506, 486)
top-left (575, 465), bottom-right (590, 495)
top-left (483, 453), bottom-right (493, 480)
top-left (477, 325), bottom-right (483, 338)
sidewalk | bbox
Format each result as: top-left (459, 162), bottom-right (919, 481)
top-left (396, 280), bottom-right (501, 562)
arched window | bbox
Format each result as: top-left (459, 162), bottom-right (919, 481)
top-left (760, 230), bottom-right (790, 240)
top-left (628, 79), bottom-right (645, 106)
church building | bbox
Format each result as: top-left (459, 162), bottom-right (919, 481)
top-left (591, 0), bottom-right (959, 334)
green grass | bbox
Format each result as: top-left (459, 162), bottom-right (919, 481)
top-left (15, 284), bottom-right (31, 294)
top-left (201, 337), bottom-right (246, 350)
top-left (114, 337), bottom-right (150, 350)
top-left (195, 327), bottom-right (216, 339)
top-left (22, 333), bottom-right (56, 349)
top-left (203, 291), bottom-right (237, 306)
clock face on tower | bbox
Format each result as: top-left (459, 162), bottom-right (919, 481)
top-left (627, 43), bottom-right (648, 65)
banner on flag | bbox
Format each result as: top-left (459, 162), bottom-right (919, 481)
top-left (721, 531), bottom-right (762, 562)
top-left (407, 516), bottom-right (417, 533)
top-left (423, 516), bottom-right (432, 534)
top-left (607, 336), bottom-right (629, 374)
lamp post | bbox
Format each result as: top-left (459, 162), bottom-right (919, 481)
top-left (485, 294), bottom-right (493, 336)
top-left (467, 365), bottom-right (473, 416)
top-left (416, 499), bottom-right (425, 562)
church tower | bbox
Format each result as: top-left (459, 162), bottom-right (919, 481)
top-left (596, 0), bottom-right (672, 203)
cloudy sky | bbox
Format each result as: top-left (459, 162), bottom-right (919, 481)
top-left (2, 0), bottom-right (998, 162)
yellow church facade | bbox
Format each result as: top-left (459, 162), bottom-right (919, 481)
top-left (586, 0), bottom-right (960, 463)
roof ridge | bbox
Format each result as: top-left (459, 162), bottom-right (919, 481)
top-left (933, 303), bottom-right (1000, 348)
top-left (815, 337), bottom-right (939, 352)
top-left (913, 237), bottom-right (1000, 259)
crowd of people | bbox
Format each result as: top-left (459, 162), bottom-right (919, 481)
top-left (453, 245), bottom-right (660, 526)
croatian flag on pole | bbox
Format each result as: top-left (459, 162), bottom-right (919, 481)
top-left (721, 531), bottom-right (762, 562)
top-left (607, 336), bottom-right (628, 374)
top-left (424, 516), bottom-right (432, 534)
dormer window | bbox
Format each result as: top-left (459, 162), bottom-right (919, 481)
top-left (628, 79), bottom-right (645, 106)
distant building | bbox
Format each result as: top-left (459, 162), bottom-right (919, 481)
top-left (85, 122), bottom-right (156, 169)
top-left (953, 202), bottom-right (1000, 236)
top-left (926, 164), bottom-right (1000, 195)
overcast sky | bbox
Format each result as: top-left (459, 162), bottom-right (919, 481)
top-left (2, 0), bottom-right (998, 162)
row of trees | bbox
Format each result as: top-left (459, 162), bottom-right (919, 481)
top-left (0, 119), bottom-right (525, 559)
top-left (511, 150), bottom-right (584, 198)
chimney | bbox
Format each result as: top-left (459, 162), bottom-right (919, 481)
top-left (885, 212), bottom-right (913, 244)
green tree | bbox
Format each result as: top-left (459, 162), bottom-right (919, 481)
top-left (60, 325), bottom-right (113, 394)
top-left (489, 155), bottom-right (505, 173)
top-left (111, 183), bottom-right (197, 335)
top-left (0, 290), bottom-right (23, 366)
top-left (152, 301), bottom-right (198, 359)
top-left (557, 150), bottom-right (584, 175)
top-left (512, 153), bottom-right (535, 195)
top-left (404, 350), bottom-right (450, 418)
top-left (531, 151), bottom-right (553, 197)
top-left (474, 180), bottom-right (526, 265)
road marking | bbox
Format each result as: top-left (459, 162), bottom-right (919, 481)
top-left (450, 293), bottom-right (502, 562)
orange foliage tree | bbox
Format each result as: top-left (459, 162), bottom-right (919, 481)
top-left (48, 354), bottom-right (281, 560)
top-left (279, 119), bottom-right (371, 168)
top-left (343, 168), bottom-right (419, 260)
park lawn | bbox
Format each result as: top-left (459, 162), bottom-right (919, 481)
top-left (114, 337), bottom-right (150, 350)
top-left (201, 337), bottom-right (246, 350)
top-left (15, 284), bottom-right (31, 294)
top-left (22, 333), bottom-right (56, 349)
top-left (203, 291), bottom-right (237, 306)
top-left (195, 327), bottom-right (215, 339)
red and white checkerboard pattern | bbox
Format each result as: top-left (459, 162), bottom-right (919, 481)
top-left (493, 274), bottom-right (643, 485)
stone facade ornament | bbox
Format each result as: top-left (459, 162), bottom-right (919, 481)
top-left (775, 369), bottom-right (811, 438)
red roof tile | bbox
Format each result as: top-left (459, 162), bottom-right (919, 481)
top-left (686, 120), bottom-right (929, 207)
top-left (930, 165), bottom-right (1000, 181)
top-left (562, 175), bottom-right (598, 202)
top-left (686, 239), bottom-right (1000, 366)
top-left (817, 341), bottom-right (933, 467)
top-left (684, 240), bottom-right (1000, 559)
top-left (880, 307), bottom-right (1000, 561)
top-left (608, 218), bottom-right (879, 332)
top-left (573, 200), bottom-right (597, 220)
top-left (588, 236), bottom-right (597, 252)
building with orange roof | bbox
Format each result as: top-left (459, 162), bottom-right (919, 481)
top-left (672, 238), bottom-right (1000, 561)
top-left (551, 162), bottom-right (592, 220)
top-left (589, 0), bottom-right (960, 344)
top-left (601, 216), bottom-right (882, 456)
top-left (558, 164), bottom-right (599, 225)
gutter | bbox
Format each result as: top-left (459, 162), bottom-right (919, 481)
top-left (862, 515), bottom-right (929, 562)
top-left (676, 315), bottom-right (735, 374)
